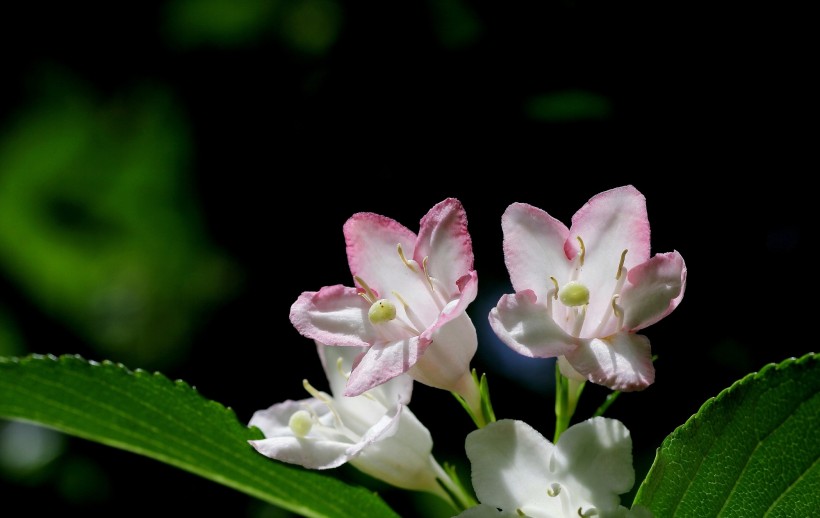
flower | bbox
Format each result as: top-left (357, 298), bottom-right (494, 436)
top-left (456, 418), bottom-right (651, 518)
top-left (289, 198), bottom-right (479, 400)
top-left (248, 342), bottom-right (450, 496)
top-left (489, 185), bottom-right (686, 391)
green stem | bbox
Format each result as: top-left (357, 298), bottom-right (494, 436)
top-left (553, 361), bottom-right (585, 443)
top-left (432, 460), bottom-right (477, 511)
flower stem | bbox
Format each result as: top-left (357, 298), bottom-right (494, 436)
top-left (452, 369), bottom-right (495, 428)
top-left (553, 361), bottom-right (585, 442)
top-left (432, 458), bottom-right (477, 511)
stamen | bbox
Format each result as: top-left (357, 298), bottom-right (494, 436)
top-left (302, 379), bottom-right (332, 404)
top-left (422, 256), bottom-right (435, 292)
top-left (516, 510), bottom-right (528, 517)
top-left (611, 295), bottom-right (624, 329)
top-left (397, 243), bottom-right (418, 272)
top-left (578, 507), bottom-right (599, 517)
top-left (549, 276), bottom-right (559, 299)
top-left (391, 290), bottom-right (426, 333)
top-left (572, 304), bottom-right (587, 337)
top-left (616, 249), bottom-right (628, 280)
top-left (576, 236), bottom-right (586, 266)
top-left (335, 357), bottom-right (349, 381)
top-left (547, 483), bottom-right (562, 497)
top-left (354, 276), bottom-right (377, 304)
top-left (288, 410), bottom-right (313, 438)
top-left (302, 379), bottom-right (344, 427)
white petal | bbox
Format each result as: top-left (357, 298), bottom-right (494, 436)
top-left (551, 417), bottom-right (635, 513)
top-left (465, 419), bottom-right (558, 512)
top-left (350, 407), bottom-right (438, 492)
top-left (409, 312), bottom-right (477, 391)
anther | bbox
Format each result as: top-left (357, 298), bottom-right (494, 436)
top-left (577, 236), bottom-right (586, 266)
top-left (397, 243), bottom-right (418, 272)
top-left (549, 276), bottom-right (560, 299)
top-left (616, 249), bottom-right (628, 280)
top-left (354, 276), bottom-right (378, 304)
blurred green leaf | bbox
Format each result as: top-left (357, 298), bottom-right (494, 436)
top-left (0, 75), bottom-right (235, 367)
top-left (634, 352), bottom-right (820, 516)
top-left (526, 90), bottom-right (612, 122)
top-left (165, 0), bottom-right (279, 48)
top-left (427, 0), bottom-right (482, 49)
top-left (278, 0), bottom-right (342, 56)
top-left (0, 354), bottom-right (399, 518)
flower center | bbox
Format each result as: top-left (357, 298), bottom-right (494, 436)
top-left (355, 244), bottom-right (448, 334)
top-left (546, 236), bottom-right (630, 337)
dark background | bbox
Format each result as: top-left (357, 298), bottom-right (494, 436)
top-left (0, 1), bottom-right (812, 516)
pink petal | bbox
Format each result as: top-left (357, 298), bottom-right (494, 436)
top-left (564, 332), bottom-right (654, 391)
top-left (414, 198), bottom-right (474, 298)
top-left (289, 285), bottom-right (374, 347)
top-left (488, 290), bottom-right (577, 359)
top-left (344, 211), bottom-right (417, 295)
top-left (502, 203), bottom-right (571, 301)
top-left (619, 251), bottom-right (687, 331)
top-left (567, 186), bottom-right (651, 335)
top-left (344, 336), bottom-right (423, 396)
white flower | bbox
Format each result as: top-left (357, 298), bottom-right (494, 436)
top-left (456, 418), bottom-right (651, 518)
top-left (248, 342), bottom-right (448, 495)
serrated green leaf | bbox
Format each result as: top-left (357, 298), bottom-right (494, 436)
top-left (634, 353), bottom-right (820, 517)
top-left (0, 354), bottom-right (398, 518)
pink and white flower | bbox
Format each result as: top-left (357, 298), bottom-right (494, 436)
top-left (489, 185), bottom-right (686, 391)
top-left (289, 199), bottom-right (479, 400)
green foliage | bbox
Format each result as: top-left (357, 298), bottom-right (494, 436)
top-left (634, 352), bottom-right (820, 517)
top-left (0, 354), bottom-right (398, 518)
top-left (0, 76), bottom-right (235, 368)
top-left (526, 90), bottom-right (612, 122)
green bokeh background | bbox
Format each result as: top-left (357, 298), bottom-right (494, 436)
top-left (0, 1), bottom-right (810, 516)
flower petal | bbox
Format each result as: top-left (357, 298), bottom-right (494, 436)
top-left (551, 417), bottom-right (635, 513)
top-left (248, 399), bottom-right (352, 469)
top-left (344, 211), bottom-right (440, 325)
top-left (567, 186), bottom-right (650, 336)
top-left (414, 198), bottom-right (474, 297)
top-left (290, 285), bottom-right (374, 347)
top-left (502, 202), bottom-right (571, 301)
top-left (489, 290), bottom-right (577, 359)
top-left (344, 336), bottom-right (423, 396)
top-left (619, 251), bottom-right (687, 331)
top-left (565, 333), bottom-right (655, 391)
top-left (465, 419), bottom-right (557, 512)
top-left (410, 312), bottom-right (477, 391)
top-left (351, 407), bottom-right (439, 492)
